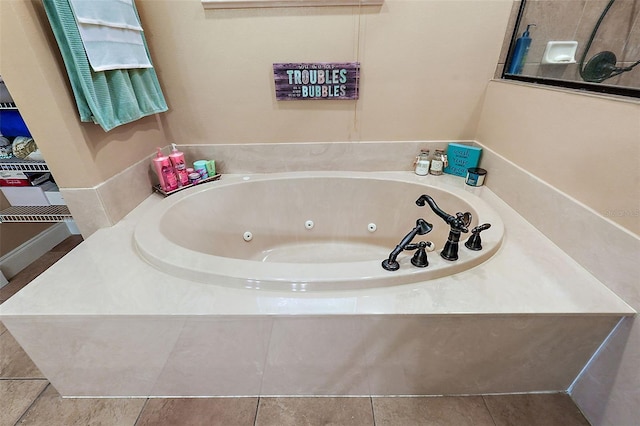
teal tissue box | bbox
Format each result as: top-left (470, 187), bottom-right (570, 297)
top-left (444, 143), bottom-right (482, 177)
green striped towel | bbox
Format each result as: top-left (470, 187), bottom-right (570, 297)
top-left (43, 0), bottom-right (168, 132)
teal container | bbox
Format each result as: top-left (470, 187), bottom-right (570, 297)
top-left (193, 160), bottom-right (208, 179)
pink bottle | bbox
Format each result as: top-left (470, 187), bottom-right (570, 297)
top-left (169, 143), bottom-right (189, 187)
top-left (152, 147), bottom-right (178, 192)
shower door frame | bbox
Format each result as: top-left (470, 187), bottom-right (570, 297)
top-left (502, 0), bottom-right (640, 99)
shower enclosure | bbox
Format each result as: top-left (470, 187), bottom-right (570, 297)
top-left (500, 0), bottom-right (640, 97)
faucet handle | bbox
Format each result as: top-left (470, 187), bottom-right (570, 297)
top-left (452, 212), bottom-right (472, 233)
top-left (465, 223), bottom-right (492, 251)
top-left (470, 223), bottom-right (491, 234)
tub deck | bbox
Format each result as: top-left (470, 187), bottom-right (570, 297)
top-left (0, 172), bottom-right (633, 397)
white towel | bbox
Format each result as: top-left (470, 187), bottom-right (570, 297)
top-left (77, 23), bottom-right (152, 71)
top-left (69, 0), bottom-right (142, 30)
top-left (68, 0), bottom-right (152, 72)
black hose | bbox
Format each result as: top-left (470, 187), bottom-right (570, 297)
top-left (579, 0), bottom-right (640, 82)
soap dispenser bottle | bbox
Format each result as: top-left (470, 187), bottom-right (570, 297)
top-left (152, 147), bottom-right (178, 192)
top-left (169, 143), bottom-right (189, 187)
top-left (507, 24), bottom-right (536, 75)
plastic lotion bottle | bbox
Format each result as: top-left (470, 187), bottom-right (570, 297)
top-left (169, 143), bottom-right (189, 187)
top-left (152, 147), bottom-right (167, 190)
top-left (153, 147), bottom-right (178, 192)
top-left (507, 24), bottom-right (536, 75)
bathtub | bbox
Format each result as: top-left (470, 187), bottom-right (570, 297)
top-left (134, 171), bottom-right (504, 290)
top-left (0, 169), bottom-right (632, 398)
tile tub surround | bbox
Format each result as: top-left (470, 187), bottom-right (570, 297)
top-left (476, 142), bottom-right (640, 425)
top-left (60, 141), bottom-right (464, 238)
top-left (0, 172), bottom-right (633, 397)
top-left (59, 154), bottom-right (157, 238)
top-left (0, 240), bottom-right (592, 425)
top-left (178, 141), bottom-right (456, 174)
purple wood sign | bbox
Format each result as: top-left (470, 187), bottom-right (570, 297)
top-left (273, 62), bottom-right (360, 100)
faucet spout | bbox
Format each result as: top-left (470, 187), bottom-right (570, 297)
top-left (416, 194), bottom-right (472, 261)
top-left (416, 195), bottom-right (469, 233)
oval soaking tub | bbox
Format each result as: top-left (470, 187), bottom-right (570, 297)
top-left (134, 171), bottom-right (504, 291)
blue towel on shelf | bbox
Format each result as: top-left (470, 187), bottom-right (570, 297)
top-left (43, 0), bottom-right (168, 132)
top-left (0, 110), bottom-right (32, 137)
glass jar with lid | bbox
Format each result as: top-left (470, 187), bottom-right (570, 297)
top-left (430, 149), bottom-right (447, 175)
top-left (414, 150), bottom-right (430, 175)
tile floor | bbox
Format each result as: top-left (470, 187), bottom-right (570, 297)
top-left (0, 236), bottom-right (593, 426)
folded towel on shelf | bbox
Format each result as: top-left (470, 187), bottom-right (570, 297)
top-left (69, 0), bottom-right (151, 72)
top-left (42, 0), bottom-right (168, 132)
top-left (68, 0), bottom-right (143, 30)
top-left (0, 110), bottom-right (32, 137)
top-left (76, 22), bottom-right (152, 71)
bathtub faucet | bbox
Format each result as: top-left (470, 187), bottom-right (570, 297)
top-left (382, 218), bottom-right (433, 271)
top-left (415, 194), bottom-right (471, 261)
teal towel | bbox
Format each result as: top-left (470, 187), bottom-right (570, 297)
top-left (43, 0), bottom-right (168, 132)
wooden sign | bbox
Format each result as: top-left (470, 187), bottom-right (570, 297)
top-left (273, 62), bottom-right (360, 100)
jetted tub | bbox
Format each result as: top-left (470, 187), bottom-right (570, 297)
top-left (134, 171), bottom-right (504, 290)
top-left (3, 170), bottom-right (632, 399)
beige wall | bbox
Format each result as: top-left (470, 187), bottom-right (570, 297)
top-left (2, 0), bottom-right (513, 187)
top-left (1, 0), bottom-right (513, 234)
top-left (0, 1), bottom-right (169, 188)
top-left (477, 80), bottom-right (640, 426)
top-left (477, 80), bottom-right (640, 235)
top-left (138, 0), bottom-right (511, 145)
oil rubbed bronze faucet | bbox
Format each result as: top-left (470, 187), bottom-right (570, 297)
top-left (381, 218), bottom-right (433, 271)
top-left (416, 195), bottom-right (471, 261)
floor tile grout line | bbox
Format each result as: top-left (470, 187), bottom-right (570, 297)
top-left (253, 397), bottom-right (260, 426)
top-left (481, 395), bottom-right (499, 426)
top-left (132, 397), bottom-right (150, 426)
top-left (370, 396), bottom-right (377, 426)
top-left (13, 381), bottom-right (51, 426)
